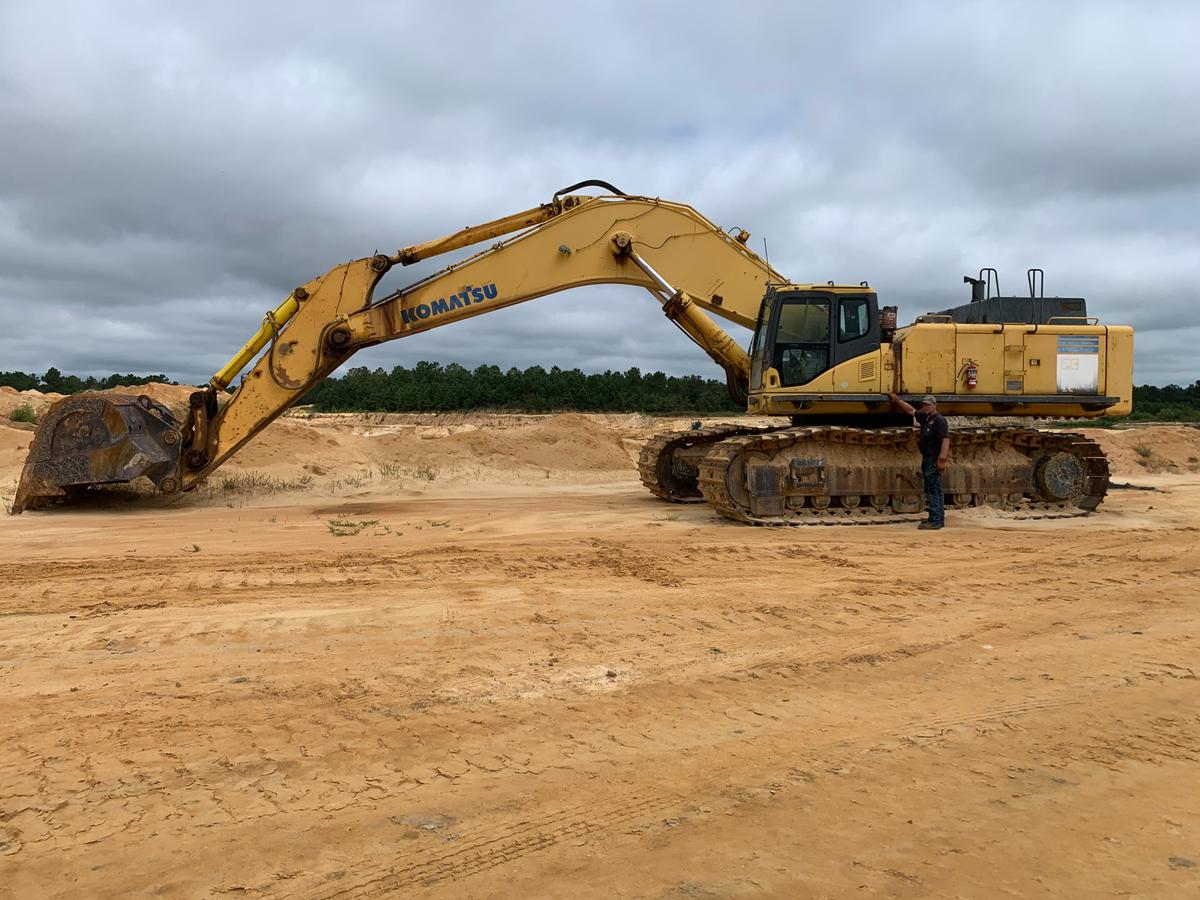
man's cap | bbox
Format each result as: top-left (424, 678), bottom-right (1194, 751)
top-left (921, 395), bottom-right (937, 405)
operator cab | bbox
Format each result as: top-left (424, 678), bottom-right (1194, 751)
top-left (749, 286), bottom-right (881, 389)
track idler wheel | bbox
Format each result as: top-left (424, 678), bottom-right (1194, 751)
top-left (1034, 451), bottom-right (1086, 503)
top-left (10, 393), bottom-right (184, 514)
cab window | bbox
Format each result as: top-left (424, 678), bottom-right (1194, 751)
top-left (778, 300), bottom-right (830, 343)
top-left (838, 298), bottom-right (869, 342)
top-left (748, 295), bottom-right (772, 389)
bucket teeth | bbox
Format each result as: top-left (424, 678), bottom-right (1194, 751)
top-left (10, 393), bottom-right (183, 514)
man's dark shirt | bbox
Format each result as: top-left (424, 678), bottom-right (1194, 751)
top-left (916, 410), bottom-right (949, 458)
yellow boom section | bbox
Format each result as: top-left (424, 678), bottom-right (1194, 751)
top-left (187, 192), bottom-right (784, 488)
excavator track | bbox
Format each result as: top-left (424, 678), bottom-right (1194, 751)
top-left (638, 423), bottom-right (778, 502)
top-left (697, 426), bottom-right (1109, 526)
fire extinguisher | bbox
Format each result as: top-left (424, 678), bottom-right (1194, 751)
top-left (963, 360), bottom-right (978, 390)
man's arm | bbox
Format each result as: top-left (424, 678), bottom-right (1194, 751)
top-left (936, 414), bottom-right (951, 470)
top-left (888, 392), bottom-right (916, 416)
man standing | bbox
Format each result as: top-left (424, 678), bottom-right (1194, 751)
top-left (889, 393), bottom-right (950, 530)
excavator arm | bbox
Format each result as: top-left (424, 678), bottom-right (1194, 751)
top-left (13, 184), bottom-right (784, 512)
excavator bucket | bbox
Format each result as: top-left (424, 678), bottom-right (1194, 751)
top-left (11, 393), bottom-right (184, 514)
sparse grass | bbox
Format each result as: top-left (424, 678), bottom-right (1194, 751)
top-left (655, 512), bottom-right (681, 522)
top-left (329, 467), bottom-right (378, 491)
top-left (1134, 444), bottom-right (1178, 474)
top-left (426, 519), bottom-right (450, 528)
top-left (325, 463), bottom-right (439, 489)
top-left (325, 517), bottom-right (380, 536)
top-left (8, 403), bottom-right (37, 424)
top-left (208, 471), bottom-right (315, 498)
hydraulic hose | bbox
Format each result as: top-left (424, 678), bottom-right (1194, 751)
top-left (553, 179), bottom-right (626, 199)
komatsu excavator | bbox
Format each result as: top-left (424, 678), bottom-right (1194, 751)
top-left (12, 180), bottom-right (1133, 523)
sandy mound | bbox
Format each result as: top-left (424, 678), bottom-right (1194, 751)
top-left (227, 417), bottom-right (377, 476)
top-left (0, 388), bottom-right (66, 419)
top-left (1084, 425), bottom-right (1200, 476)
top-left (228, 412), bottom-right (635, 481)
top-left (0, 382), bottom-right (197, 422)
top-left (95, 382), bottom-right (198, 420)
top-left (376, 412), bottom-right (633, 473)
top-left (0, 426), bottom-right (34, 492)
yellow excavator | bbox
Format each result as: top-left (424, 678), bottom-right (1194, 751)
top-left (12, 180), bottom-right (1133, 523)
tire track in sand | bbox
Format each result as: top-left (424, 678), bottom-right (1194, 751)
top-left (304, 793), bottom-right (676, 898)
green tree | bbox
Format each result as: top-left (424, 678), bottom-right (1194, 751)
top-left (0, 371), bottom-right (38, 391)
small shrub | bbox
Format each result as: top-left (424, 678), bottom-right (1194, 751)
top-left (9, 403), bottom-right (37, 424)
top-left (1133, 445), bottom-right (1177, 473)
top-left (326, 518), bottom-right (379, 537)
top-left (373, 463), bottom-right (436, 482)
top-left (333, 468), bottom-right (374, 490)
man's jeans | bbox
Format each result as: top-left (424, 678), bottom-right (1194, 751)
top-left (921, 456), bottom-right (944, 526)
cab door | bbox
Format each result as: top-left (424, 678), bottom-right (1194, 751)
top-left (833, 295), bottom-right (880, 366)
top-left (772, 294), bottom-right (834, 389)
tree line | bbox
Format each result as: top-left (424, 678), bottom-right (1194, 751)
top-left (1126, 381), bottom-right (1200, 422)
top-left (0, 367), bottom-right (172, 394)
top-left (302, 363), bottom-right (740, 413)
top-left (4, 364), bottom-right (1198, 419)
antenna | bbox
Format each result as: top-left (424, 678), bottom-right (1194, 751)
top-left (762, 238), bottom-right (771, 275)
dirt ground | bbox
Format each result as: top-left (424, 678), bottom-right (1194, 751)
top-left (1, 406), bottom-right (1198, 898)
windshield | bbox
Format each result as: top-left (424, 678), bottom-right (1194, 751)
top-left (779, 299), bottom-right (830, 343)
top-left (775, 297), bottom-right (831, 386)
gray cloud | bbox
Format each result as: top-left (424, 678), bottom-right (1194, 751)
top-left (1, 0), bottom-right (1196, 388)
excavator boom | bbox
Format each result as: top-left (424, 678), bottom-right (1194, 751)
top-left (12, 185), bottom-right (783, 512)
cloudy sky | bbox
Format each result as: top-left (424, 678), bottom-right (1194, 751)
top-left (1, 1), bottom-right (1196, 387)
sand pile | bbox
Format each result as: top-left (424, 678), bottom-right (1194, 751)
top-left (1085, 425), bottom-right (1200, 475)
top-left (0, 386), bottom-right (66, 419)
top-left (227, 412), bottom-right (636, 482)
top-left (96, 382), bottom-right (198, 420)
top-left (390, 412), bottom-right (633, 473)
top-left (0, 427), bottom-right (34, 492)
top-left (227, 417), bottom-right (377, 476)
top-left (0, 383), bottom-right (197, 422)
